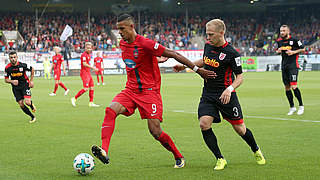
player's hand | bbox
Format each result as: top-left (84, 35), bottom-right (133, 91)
top-left (29, 81), bottom-right (34, 88)
top-left (196, 68), bottom-right (217, 80)
top-left (11, 80), bottom-right (18, 86)
top-left (219, 89), bottom-right (232, 104)
top-left (63, 71), bottom-right (66, 76)
top-left (286, 50), bottom-right (295, 56)
top-left (173, 64), bottom-right (186, 72)
top-left (157, 56), bottom-right (169, 63)
top-left (276, 49), bottom-right (282, 53)
top-left (93, 67), bottom-right (99, 71)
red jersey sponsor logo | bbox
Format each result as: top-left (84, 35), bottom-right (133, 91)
top-left (204, 56), bottom-right (220, 67)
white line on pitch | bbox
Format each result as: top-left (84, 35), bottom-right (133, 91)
top-left (172, 110), bottom-right (320, 123)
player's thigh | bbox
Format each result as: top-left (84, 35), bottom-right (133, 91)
top-left (81, 75), bottom-right (90, 88)
top-left (88, 76), bottom-right (94, 87)
top-left (289, 68), bottom-right (299, 85)
top-left (281, 69), bottom-right (290, 86)
top-left (54, 71), bottom-right (61, 80)
top-left (12, 88), bottom-right (24, 102)
top-left (219, 92), bottom-right (244, 125)
top-left (198, 94), bottom-right (220, 123)
top-left (112, 89), bottom-right (137, 116)
top-left (136, 91), bottom-right (163, 122)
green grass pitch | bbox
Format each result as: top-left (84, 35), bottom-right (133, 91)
top-left (0, 71), bottom-right (319, 180)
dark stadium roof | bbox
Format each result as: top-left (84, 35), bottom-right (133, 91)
top-left (1, 0), bottom-right (320, 13)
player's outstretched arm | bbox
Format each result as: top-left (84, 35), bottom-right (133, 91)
top-left (173, 59), bottom-right (204, 72)
top-left (286, 48), bottom-right (305, 56)
top-left (162, 48), bottom-right (216, 79)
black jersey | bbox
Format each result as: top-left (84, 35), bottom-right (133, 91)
top-left (4, 62), bottom-right (32, 88)
top-left (202, 42), bottom-right (242, 92)
top-left (277, 36), bottom-right (304, 69)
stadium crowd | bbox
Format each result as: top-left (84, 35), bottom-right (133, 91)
top-left (0, 9), bottom-right (319, 56)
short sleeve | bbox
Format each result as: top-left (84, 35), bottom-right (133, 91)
top-left (25, 63), bottom-right (33, 71)
top-left (142, 38), bottom-right (165, 57)
top-left (295, 39), bottom-right (304, 49)
top-left (230, 54), bottom-right (243, 75)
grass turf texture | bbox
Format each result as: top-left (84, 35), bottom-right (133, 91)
top-left (0, 71), bottom-right (319, 180)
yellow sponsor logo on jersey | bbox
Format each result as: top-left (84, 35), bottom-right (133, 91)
top-left (280, 46), bottom-right (292, 50)
top-left (204, 56), bottom-right (220, 67)
top-left (11, 72), bottom-right (23, 77)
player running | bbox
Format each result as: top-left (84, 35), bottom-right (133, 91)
top-left (71, 42), bottom-right (100, 107)
top-left (276, 25), bottom-right (305, 115)
top-left (4, 51), bottom-right (37, 123)
top-left (94, 52), bottom-right (104, 85)
top-left (91, 14), bottom-right (216, 168)
top-left (174, 19), bottom-right (265, 170)
top-left (49, 46), bottom-right (69, 96)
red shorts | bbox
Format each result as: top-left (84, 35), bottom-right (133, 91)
top-left (95, 69), bottom-right (103, 75)
top-left (54, 71), bottom-right (61, 80)
top-left (112, 88), bottom-right (163, 122)
top-left (81, 74), bottom-right (94, 88)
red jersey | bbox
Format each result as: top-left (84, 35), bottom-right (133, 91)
top-left (52, 54), bottom-right (63, 72)
top-left (80, 51), bottom-right (91, 75)
top-left (120, 34), bottom-right (165, 91)
top-left (94, 57), bottom-right (103, 69)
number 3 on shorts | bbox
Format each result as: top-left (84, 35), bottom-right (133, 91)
top-left (152, 104), bottom-right (157, 113)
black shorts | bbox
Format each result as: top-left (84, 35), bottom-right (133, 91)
top-left (198, 90), bottom-right (243, 125)
top-left (12, 85), bottom-right (32, 102)
top-left (282, 68), bottom-right (299, 86)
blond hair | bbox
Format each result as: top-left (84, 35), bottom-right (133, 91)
top-left (53, 46), bottom-right (61, 52)
top-left (206, 19), bottom-right (226, 33)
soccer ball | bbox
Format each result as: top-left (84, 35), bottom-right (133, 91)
top-left (73, 153), bottom-right (95, 175)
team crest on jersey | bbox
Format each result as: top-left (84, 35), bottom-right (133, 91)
top-left (19, 67), bottom-right (23, 72)
top-left (133, 46), bottom-right (139, 59)
top-left (219, 53), bottom-right (226, 60)
top-left (289, 41), bottom-right (293, 45)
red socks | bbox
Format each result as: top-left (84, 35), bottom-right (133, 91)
top-left (89, 89), bottom-right (94, 102)
top-left (53, 83), bottom-right (58, 93)
top-left (101, 107), bottom-right (117, 154)
top-left (156, 131), bottom-right (183, 159)
top-left (59, 82), bottom-right (67, 91)
top-left (75, 89), bottom-right (86, 99)
top-left (101, 75), bottom-right (104, 83)
top-left (97, 75), bottom-right (100, 83)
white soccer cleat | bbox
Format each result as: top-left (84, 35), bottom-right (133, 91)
top-left (297, 106), bottom-right (304, 115)
top-left (29, 117), bottom-right (36, 123)
top-left (97, 83), bottom-right (100, 86)
top-left (49, 93), bottom-right (56, 96)
top-left (71, 97), bottom-right (77, 107)
top-left (102, 83), bottom-right (105, 85)
top-left (89, 102), bottom-right (100, 107)
top-left (64, 89), bottom-right (70, 96)
top-left (287, 107), bottom-right (297, 115)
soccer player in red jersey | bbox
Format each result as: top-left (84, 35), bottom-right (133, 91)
top-left (71, 42), bottom-right (100, 107)
top-left (91, 14), bottom-right (216, 168)
top-left (49, 46), bottom-right (69, 96)
top-left (94, 52), bottom-right (104, 85)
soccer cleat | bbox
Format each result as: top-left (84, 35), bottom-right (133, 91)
top-left (89, 102), bottom-right (100, 107)
top-left (214, 158), bottom-right (227, 170)
top-left (174, 157), bottom-right (185, 168)
top-left (64, 89), bottom-right (70, 96)
top-left (91, 145), bottom-right (109, 164)
top-left (29, 117), bottom-right (36, 123)
top-left (102, 83), bottom-right (105, 85)
top-left (71, 97), bottom-right (77, 107)
top-left (297, 106), bottom-right (304, 115)
top-left (254, 149), bottom-right (266, 165)
top-left (49, 93), bottom-right (56, 96)
top-left (31, 104), bottom-right (37, 113)
top-left (287, 107), bottom-right (296, 115)
top-left (97, 83), bottom-right (100, 86)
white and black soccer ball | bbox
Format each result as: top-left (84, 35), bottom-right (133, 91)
top-left (73, 153), bottom-right (95, 175)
